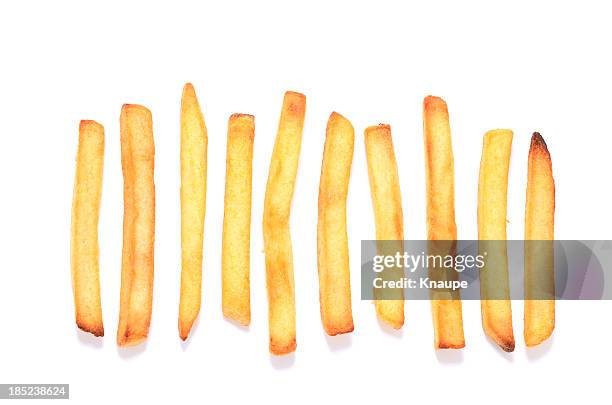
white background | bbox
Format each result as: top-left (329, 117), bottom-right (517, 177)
top-left (0, 0), bottom-right (610, 403)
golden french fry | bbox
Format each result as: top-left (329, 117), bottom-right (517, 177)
top-left (71, 120), bottom-right (105, 337)
top-left (317, 112), bottom-right (355, 336)
top-left (178, 83), bottom-right (208, 340)
top-left (263, 91), bottom-right (306, 354)
top-left (364, 124), bottom-right (404, 329)
top-left (524, 132), bottom-right (555, 346)
top-left (478, 129), bottom-right (515, 352)
top-left (423, 96), bottom-right (465, 349)
top-left (222, 113), bottom-right (254, 326)
top-left (117, 104), bottom-right (155, 347)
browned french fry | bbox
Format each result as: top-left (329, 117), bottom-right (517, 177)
top-left (263, 91), bottom-right (306, 354)
top-left (178, 83), bottom-right (208, 340)
top-left (117, 104), bottom-right (155, 347)
top-left (222, 113), bottom-right (254, 326)
top-left (423, 96), bottom-right (465, 349)
top-left (524, 132), bottom-right (555, 346)
top-left (364, 124), bottom-right (404, 329)
top-left (478, 129), bottom-right (515, 352)
top-left (317, 112), bottom-right (355, 335)
top-left (71, 120), bottom-right (105, 337)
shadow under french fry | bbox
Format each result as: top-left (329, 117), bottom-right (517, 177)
top-left (325, 332), bottom-right (352, 351)
top-left (75, 329), bottom-right (104, 349)
top-left (270, 352), bottom-right (295, 369)
top-left (435, 348), bottom-right (464, 364)
top-left (117, 341), bottom-right (148, 359)
top-left (526, 334), bottom-right (554, 361)
top-left (376, 317), bottom-right (403, 338)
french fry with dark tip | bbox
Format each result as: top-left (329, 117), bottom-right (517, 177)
top-left (477, 129), bottom-right (515, 352)
top-left (117, 104), bottom-right (155, 347)
top-left (71, 120), bottom-right (105, 337)
top-left (263, 91), bottom-right (306, 354)
top-left (364, 124), bottom-right (404, 329)
top-left (317, 112), bottom-right (355, 336)
top-left (178, 83), bottom-right (208, 341)
top-left (423, 96), bottom-right (465, 349)
top-left (222, 113), bottom-right (254, 326)
top-left (524, 132), bottom-right (555, 346)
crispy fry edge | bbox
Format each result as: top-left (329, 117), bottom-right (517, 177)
top-left (364, 124), bottom-right (404, 329)
top-left (317, 112), bottom-right (355, 335)
top-left (178, 83), bottom-right (208, 341)
top-left (423, 96), bottom-right (465, 349)
top-left (263, 91), bottom-right (306, 354)
top-left (477, 129), bottom-right (515, 352)
top-left (222, 113), bottom-right (254, 326)
top-left (117, 104), bottom-right (155, 347)
top-left (71, 120), bottom-right (105, 337)
top-left (524, 132), bottom-right (555, 346)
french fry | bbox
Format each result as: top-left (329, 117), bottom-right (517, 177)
top-left (477, 129), bottom-right (515, 352)
top-left (317, 112), bottom-right (355, 335)
top-left (71, 120), bottom-right (105, 337)
top-left (178, 83), bottom-right (208, 340)
top-left (524, 132), bottom-right (555, 346)
top-left (263, 91), bottom-right (306, 354)
top-left (117, 104), bottom-right (155, 347)
top-left (364, 124), bottom-right (404, 329)
top-left (222, 113), bottom-right (254, 326)
top-left (423, 96), bottom-right (465, 349)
